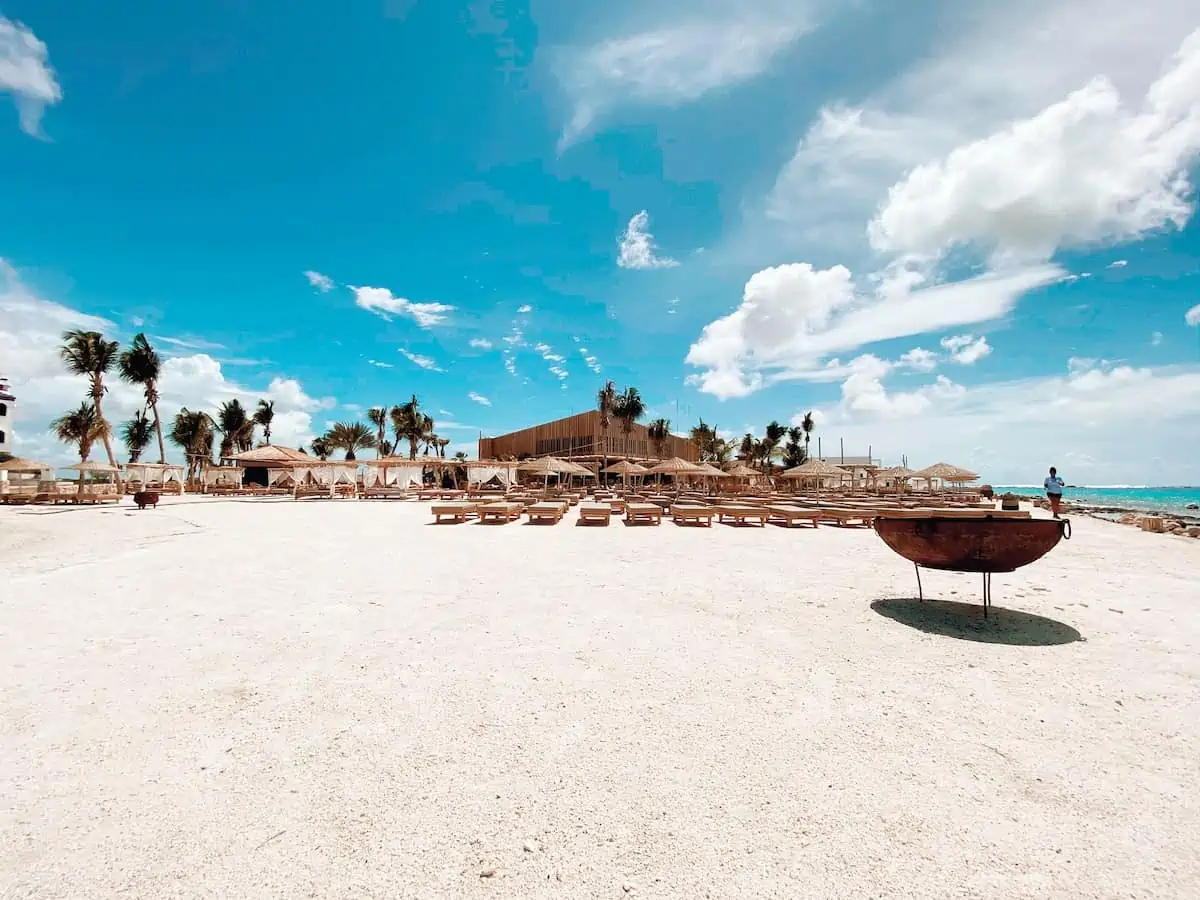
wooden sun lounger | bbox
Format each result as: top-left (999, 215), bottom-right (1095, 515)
top-left (625, 503), bottom-right (663, 525)
top-left (479, 501), bottom-right (523, 523)
top-left (670, 505), bottom-right (714, 527)
top-left (431, 501), bottom-right (478, 523)
top-left (766, 505), bottom-right (822, 528)
top-left (716, 505), bottom-right (769, 527)
top-left (578, 503), bottom-right (612, 525)
top-left (362, 486), bottom-right (409, 499)
top-left (815, 507), bottom-right (877, 527)
top-left (606, 498), bottom-right (627, 514)
top-left (525, 501), bottom-right (568, 524)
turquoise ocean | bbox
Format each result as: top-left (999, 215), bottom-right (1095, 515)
top-left (991, 486), bottom-right (1200, 518)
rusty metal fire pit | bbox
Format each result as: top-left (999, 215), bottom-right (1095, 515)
top-left (874, 515), bottom-right (1071, 616)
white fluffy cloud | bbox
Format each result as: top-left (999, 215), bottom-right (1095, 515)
top-left (399, 349), bottom-right (443, 371)
top-left (554, 3), bottom-right (813, 147)
top-left (517, 304), bottom-right (532, 314)
top-left (468, 391), bottom-right (491, 406)
top-left (811, 358), bottom-right (1200, 484)
top-left (0, 16), bottom-right (61, 137)
top-left (304, 270), bottom-right (334, 292)
top-left (469, 338), bottom-right (493, 350)
top-left (1186, 303), bottom-right (1200, 326)
top-left (685, 262), bottom-right (1058, 398)
top-left (940, 334), bottom-right (992, 365)
top-left (351, 286), bottom-right (454, 328)
top-left (869, 30), bottom-right (1200, 263)
top-left (579, 347), bottom-right (602, 373)
top-left (899, 347), bottom-right (938, 372)
top-left (617, 210), bottom-right (678, 270)
top-left (0, 261), bottom-right (331, 462)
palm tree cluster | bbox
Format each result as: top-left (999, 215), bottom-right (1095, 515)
top-left (59, 329), bottom-right (123, 487)
top-left (732, 412), bottom-right (817, 473)
top-left (308, 395), bottom-right (452, 463)
top-left (595, 381), bottom-right (646, 466)
top-left (688, 419), bottom-right (734, 464)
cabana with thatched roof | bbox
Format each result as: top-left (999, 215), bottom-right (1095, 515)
top-left (914, 462), bottom-right (980, 491)
top-left (362, 456), bottom-right (427, 492)
top-left (63, 460), bottom-right (121, 502)
top-left (781, 459), bottom-right (850, 493)
top-left (230, 445), bottom-right (312, 490)
top-left (0, 457), bottom-right (54, 503)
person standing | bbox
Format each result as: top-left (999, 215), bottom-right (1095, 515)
top-left (1044, 466), bottom-right (1065, 518)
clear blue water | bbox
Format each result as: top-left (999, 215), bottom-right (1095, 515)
top-left (992, 485), bottom-right (1200, 517)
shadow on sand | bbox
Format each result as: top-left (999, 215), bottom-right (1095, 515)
top-left (870, 598), bottom-right (1083, 647)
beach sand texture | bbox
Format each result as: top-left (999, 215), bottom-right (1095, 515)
top-left (2, 499), bottom-right (1198, 898)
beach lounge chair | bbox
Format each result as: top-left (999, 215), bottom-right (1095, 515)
top-left (431, 501), bottom-right (477, 523)
top-left (671, 505), bottom-right (715, 527)
top-left (625, 503), bottom-right (663, 525)
top-left (525, 501), bottom-right (568, 524)
top-left (716, 505), bottom-right (769, 527)
top-left (814, 507), bottom-right (877, 527)
top-left (479, 501), bottom-right (523, 523)
top-left (578, 502), bottom-right (612, 525)
top-left (606, 498), bottom-right (627, 514)
top-left (766, 505), bottom-right (822, 528)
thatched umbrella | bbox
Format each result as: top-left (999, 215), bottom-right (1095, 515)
top-left (781, 458), bottom-right (849, 497)
top-left (602, 459), bottom-right (648, 489)
top-left (645, 456), bottom-right (702, 489)
top-left (517, 456), bottom-right (571, 488)
top-left (724, 462), bottom-right (760, 478)
top-left (915, 462), bottom-right (979, 490)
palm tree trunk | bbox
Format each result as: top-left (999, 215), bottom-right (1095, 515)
top-left (92, 380), bottom-right (122, 491)
top-left (150, 396), bottom-right (167, 465)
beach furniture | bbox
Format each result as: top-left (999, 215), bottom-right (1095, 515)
top-left (431, 501), bottom-right (477, 524)
top-left (578, 502), bottom-right (612, 525)
top-left (625, 503), bottom-right (663, 525)
top-left (479, 501), bottom-right (523, 523)
top-left (525, 501), bottom-right (568, 524)
top-left (671, 505), bottom-right (715, 527)
top-left (606, 498), bottom-right (627, 514)
top-left (814, 507), bottom-right (877, 527)
top-left (716, 505), bottom-right (769, 527)
top-left (766, 505), bottom-right (823, 528)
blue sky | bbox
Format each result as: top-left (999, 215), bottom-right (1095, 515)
top-left (2, 0), bottom-right (1199, 484)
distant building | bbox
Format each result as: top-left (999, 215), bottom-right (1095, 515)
top-left (479, 410), bottom-right (697, 462)
top-left (0, 379), bottom-right (13, 456)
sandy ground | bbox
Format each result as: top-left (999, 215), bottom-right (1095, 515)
top-left (1, 497), bottom-right (1198, 899)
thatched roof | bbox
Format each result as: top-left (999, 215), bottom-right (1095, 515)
top-left (0, 456), bottom-right (53, 473)
top-left (63, 460), bottom-right (118, 473)
top-left (646, 457), bottom-right (702, 475)
top-left (916, 462), bottom-right (979, 482)
top-left (559, 460), bottom-right (595, 476)
top-left (602, 459), bottom-right (649, 475)
top-left (694, 463), bottom-right (730, 477)
top-left (781, 459), bottom-right (849, 479)
top-left (230, 444), bottom-right (311, 465)
top-left (516, 456), bottom-right (571, 475)
top-left (876, 465), bottom-right (916, 480)
top-left (723, 462), bottom-right (760, 478)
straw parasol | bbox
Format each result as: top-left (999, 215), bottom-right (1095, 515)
top-left (602, 458), bottom-right (649, 488)
top-left (694, 463), bottom-right (729, 478)
top-left (915, 462), bottom-right (979, 488)
top-left (517, 456), bottom-right (571, 487)
top-left (645, 457), bottom-right (702, 475)
top-left (230, 444), bottom-right (311, 466)
top-left (64, 460), bottom-right (119, 472)
top-left (781, 458), bottom-right (849, 497)
top-left (724, 462), bottom-right (760, 478)
top-left (0, 456), bottom-right (53, 474)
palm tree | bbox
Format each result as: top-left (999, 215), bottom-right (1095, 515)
top-left (783, 426), bottom-right (807, 469)
top-left (391, 395), bottom-right (433, 459)
top-left (437, 437), bottom-right (451, 458)
top-left (800, 411), bottom-right (816, 461)
top-left (60, 330), bottom-right (122, 489)
top-left (53, 402), bottom-right (109, 490)
top-left (310, 436), bottom-right (331, 460)
top-left (118, 333), bottom-right (166, 464)
top-left (324, 421), bottom-right (376, 460)
top-left (378, 439), bottom-right (395, 457)
top-left (367, 406), bottom-right (389, 457)
top-left (120, 411), bottom-right (153, 463)
top-left (690, 419), bottom-right (719, 462)
top-left (216, 399), bottom-right (253, 459)
top-left (169, 408), bottom-right (215, 481)
top-left (611, 387), bottom-right (645, 454)
top-left (646, 417), bottom-right (670, 459)
top-left (596, 380), bottom-right (616, 467)
top-left (254, 399), bottom-right (275, 445)
top-left (762, 420), bottom-right (787, 471)
top-left (738, 432), bottom-right (755, 462)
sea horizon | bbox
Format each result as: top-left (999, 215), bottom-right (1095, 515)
top-left (992, 485), bottom-right (1200, 518)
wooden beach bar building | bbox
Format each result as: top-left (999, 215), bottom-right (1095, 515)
top-left (478, 411), bottom-right (698, 464)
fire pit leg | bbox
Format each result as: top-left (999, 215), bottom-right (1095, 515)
top-left (982, 572), bottom-right (992, 618)
top-left (915, 564), bottom-right (924, 602)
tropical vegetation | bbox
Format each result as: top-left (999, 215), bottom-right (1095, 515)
top-left (120, 411), bottom-right (154, 463)
top-left (118, 332), bottom-right (166, 464)
top-left (60, 330), bottom-right (122, 487)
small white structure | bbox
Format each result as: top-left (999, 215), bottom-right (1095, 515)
top-left (0, 378), bottom-right (13, 460)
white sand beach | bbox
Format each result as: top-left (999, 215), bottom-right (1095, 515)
top-left (2, 499), bottom-right (1198, 898)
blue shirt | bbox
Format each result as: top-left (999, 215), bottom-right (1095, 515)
top-left (1044, 476), bottom-right (1064, 495)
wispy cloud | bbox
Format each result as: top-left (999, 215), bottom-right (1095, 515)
top-left (0, 16), bottom-right (61, 137)
top-left (399, 349), bottom-right (444, 371)
top-left (534, 342), bottom-right (565, 363)
top-left (554, 5), bottom-right (815, 148)
top-left (469, 337), bottom-right (493, 349)
top-left (617, 210), bottom-right (678, 270)
top-left (1186, 303), bottom-right (1200, 326)
top-left (1108, 259), bottom-right (1128, 268)
top-left (351, 285), bottom-right (455, 328)
top-left (367, 359), bottom-right (394, 368)
top-left (155, 335), bottom-right (227, 352)
top-left (303, 270), bottom-right (334, 292)
top-left (468, 391), bottom-right (492, 406)
top-left (578, 347), bottom-right (602, 373)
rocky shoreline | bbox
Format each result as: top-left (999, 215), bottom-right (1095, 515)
top-left (1004, 493), bottom-right (1200, 538)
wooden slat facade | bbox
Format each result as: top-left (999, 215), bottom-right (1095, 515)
top-left (478, 410), bottom-right (698, 462)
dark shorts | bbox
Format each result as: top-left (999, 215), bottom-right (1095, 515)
top-left (1047, 492), bottom-right (1063, 500)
